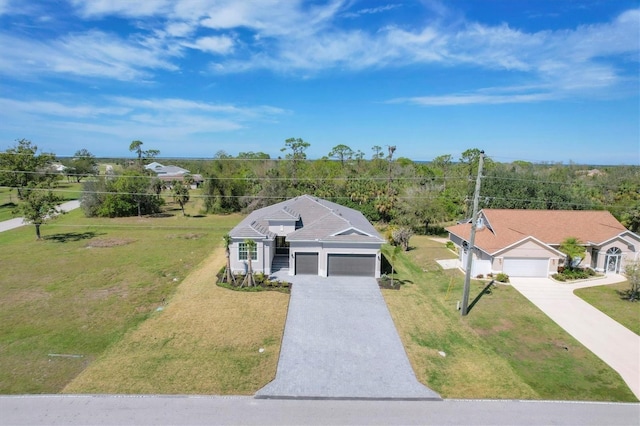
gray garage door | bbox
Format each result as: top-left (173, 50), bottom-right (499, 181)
top-left (295, 252), bottom-right (319, 275)
top-left (503, 258), bottom-right (549, 277)
top-left (328, 254), bottom-right (376, 277)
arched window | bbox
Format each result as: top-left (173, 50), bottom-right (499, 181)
top-left (605, 247), bottom-right (623, 273)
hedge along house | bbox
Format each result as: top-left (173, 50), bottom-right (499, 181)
top-left (446, 209), bottom-right (640, 278)
top-left (228, 195), bottom-right (385, 278)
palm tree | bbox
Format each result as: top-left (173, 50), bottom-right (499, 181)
top-left (171, 180), bottom-right (189, 216)
top-left (222, 234), bottom-right (236, 285)
top-left (241, 239), bottom-right (257, 287)
top-left (390, 245), bottom-right (402, 287)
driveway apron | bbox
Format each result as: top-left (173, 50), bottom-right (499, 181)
top-left (256, 275), bottom-right (440, 400)
top-left (510, 276), bottom-right (640, 400)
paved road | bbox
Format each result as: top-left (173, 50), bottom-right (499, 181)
top-left (511, 275), bottom-right (640, 400)
top-left (256, 275), bottom-right (440, 400)
top-left (0, 200), bottom-right (80, 233)
top-left (1, 395), bottom-right (638, 425)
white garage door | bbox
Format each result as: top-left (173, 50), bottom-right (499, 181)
top-left (503, 258), bottom-right (549, 277)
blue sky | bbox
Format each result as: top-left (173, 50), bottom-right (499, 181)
top-left (0, 0), bottom-right (638, 164)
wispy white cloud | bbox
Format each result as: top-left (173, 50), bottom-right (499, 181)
top-left (342, 3), bottom-right (401, 18)
top-left (0, 30), bottom-right (177, 81)
top-left (187, 35), bottom-right (235, 54)
top-left (0, 95), bottom-right (288, 155)
top-left (69, 0), bottom-right (171, 18)
top-left (0, 1), bottom-right (637, 104)
top-left (388, 92), bottom-right (557, 106)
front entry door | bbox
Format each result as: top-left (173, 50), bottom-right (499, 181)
top-left (605, 247), bottom-right (623, 274)
top-left (276, 236), bottom-right (289, 255)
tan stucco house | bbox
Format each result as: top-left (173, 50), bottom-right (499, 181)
top-left (228, 195), bottom-right (385, 277)
top-left (447, 209), bottom-right (640, 278)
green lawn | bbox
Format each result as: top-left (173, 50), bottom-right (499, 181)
top-left (382, 236), bottom-right (637, 401)
top-left (2, 207), bottom-right (637, 400)
top-left (575, 281), bottom-right (640, 335)
top-left (0, 186), bottom-right (18, 221)
top-left (0, 182), bottom-right (82, 222)
top-left (0, 196), bottom-right (241, 393)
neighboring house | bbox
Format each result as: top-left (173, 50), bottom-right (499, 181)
top-left (228, 195), bottom-right (385, 277)
top-left (144, 162), bottom-right (203, 186)
top-left (447, 209), bottom-right (640, 278)
top-left (50, 163), bottom-right (67, 173)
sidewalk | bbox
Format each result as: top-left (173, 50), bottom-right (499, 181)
top-left (0, 200), bottom-right (80, 233)
top-left (510, 275), bottom-right (640, 400)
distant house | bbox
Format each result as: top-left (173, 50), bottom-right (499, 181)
top-left (50, 163), bottom-right (67, 173)
top-left (228, 195), bottom-right (385, 278)
top-left (144, 162), bottom-right (203, 187)
top-left (446, 209), bottom-right (639, 278)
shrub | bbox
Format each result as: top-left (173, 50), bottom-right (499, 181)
top-left (445, 241), bottom-right (454, 250)
top-left (495, 273), bottom-right (509, 283)
top-left (476, 274), bottom-right (484, 279)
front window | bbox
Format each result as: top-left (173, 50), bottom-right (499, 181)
top-left (239, 242), bottom-right (257, 261)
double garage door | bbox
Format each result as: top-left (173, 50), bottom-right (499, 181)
top-left (294, 253), bottom-right (376, 277)
top-left (503, 257), bottom-right (549, 278)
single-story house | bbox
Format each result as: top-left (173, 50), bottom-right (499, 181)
top-left (446, 209), bottom-right (640, 278)
top-left (228, 195), bottom-right (385, 278)
top-left (144, 162), bottom-right (203, 187)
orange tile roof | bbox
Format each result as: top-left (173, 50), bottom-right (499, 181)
top-left (447, 209), bottom-right (628, 254)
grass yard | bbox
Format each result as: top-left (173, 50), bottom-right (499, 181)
top-left (0, 186), bottom-right (18, 221)
top-left (575, 282), bottom-right (640, 335)
top-left (0, 182), bottom-right (82, 222)
top-left (0, 196), bottom-right (243, 393)
top-left (63, 247), bottom-right (288, 394)
top-left (2, 198), bottom-right (637, 400)
top-left (382, 236), bottom-right (637, 402)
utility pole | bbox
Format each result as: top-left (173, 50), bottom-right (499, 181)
top-left (461, 151), bottom-right (485, 316)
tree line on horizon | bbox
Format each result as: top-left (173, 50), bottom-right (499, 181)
top-left (1, 138), bottom-right (639, 236)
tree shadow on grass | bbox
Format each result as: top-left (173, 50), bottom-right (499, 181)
top-left (149, 213), bottom-right (174, 218)
top-left (1, 202), bottom-right (17, 209)
top-left (44, 231), bottom-right (104, 243)
top-left (616, 289), bottom-right (638, 302)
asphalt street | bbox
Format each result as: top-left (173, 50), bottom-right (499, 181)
top-left (2, 395), bottom-right (639, 425)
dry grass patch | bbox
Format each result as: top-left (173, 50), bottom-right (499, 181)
top-left (63, 248), bottom-right (289, 395)
top-left (86, 238), bottom-right (135, 248)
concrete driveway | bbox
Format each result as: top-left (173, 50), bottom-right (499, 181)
top-left (510, 275), bottom-right (640, 400)
top-left (256, 274), bottom-right (440, 400)
top-left (0, 200), bottom-right (80, 233)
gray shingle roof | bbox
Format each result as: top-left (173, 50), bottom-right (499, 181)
top-left (229, 195), bottom-right (384, 243)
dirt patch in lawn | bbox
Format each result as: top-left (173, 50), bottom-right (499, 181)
top-left (86, 238), bottom-right (136, 248)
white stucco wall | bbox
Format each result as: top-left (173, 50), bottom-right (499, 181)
top-left (267, 220), bottom-right (296, 236)
top-left (229, 239), bottom-right (274, 275)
